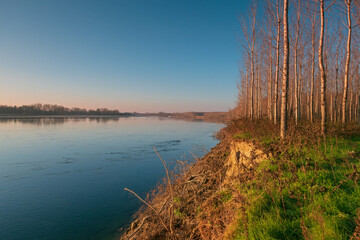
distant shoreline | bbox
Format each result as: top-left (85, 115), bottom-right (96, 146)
top-left (168, 112), bottom-right (229, 123)
top-left (0, 113), bottom-right (230, 124)
top-left (0, 114), bottom-right (135, 118)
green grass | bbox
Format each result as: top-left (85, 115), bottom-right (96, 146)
top-left (231, 128), bottom-right (360, 240)
top-left (220, 189), bottom-right (233, 203)
top-left (174, 208), bottom-right (185, 219)
top-left (233, 132), bottom-right (252, 140)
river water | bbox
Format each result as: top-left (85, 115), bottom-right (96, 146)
top-left (0, 117), bottom-right (223, 240)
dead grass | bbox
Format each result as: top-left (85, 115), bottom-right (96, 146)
top-left (120, 119), bottom-right (360, 240)
top-left (121, 136), bottom-right (234, 239)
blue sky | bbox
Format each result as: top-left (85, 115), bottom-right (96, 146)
top-left (0, 0), bottom-right (250, 112)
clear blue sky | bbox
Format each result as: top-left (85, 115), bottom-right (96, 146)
top-left (0, 0), bottom-right (250, 112)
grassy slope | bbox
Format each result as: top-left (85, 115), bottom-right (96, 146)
top-left (228, 120), bottom-right (360, 240)
top-left (121, 120), bottom-right (360, 239)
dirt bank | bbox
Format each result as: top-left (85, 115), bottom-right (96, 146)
top-left (120, 123), bottom-right (270, 240)
top-left (120, 119), bottom-right (360, 240)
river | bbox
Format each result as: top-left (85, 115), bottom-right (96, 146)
top-left (0, 117), bottom-right (223, 240)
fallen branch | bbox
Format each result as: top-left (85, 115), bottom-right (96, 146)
top-left (126, 215), bottom-right (150, 240)
top-left (154, 147), bottom-right (174, 198)
top-left (124, 188), bottom-right (169, 232)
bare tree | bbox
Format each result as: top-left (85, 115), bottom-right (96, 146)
top-left (342, 0), bottom-right (354, 124)
top-left (266, 15), bottom-right (273, 121)
top-left (240, 0), bottom-right (258, 120)
top-left (310, 14), bottom-right (317, 122)
top-left (334, 28), bottom-right (342, 122)
top-left (266, 0), bottom-right (283, 124)
top-left (280, 0), bottom-right (290, 138)
top-left (292, 0), bottom-right (302, 124)
top-left (274, 0), bottom-right (283, 124)
top-left (233, 0), bottom-right (360, 128)
top-left (318, 0), bottom-right (330, 135)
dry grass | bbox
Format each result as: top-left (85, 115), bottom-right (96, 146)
top-left (120, 119), bottom-right (360, 240)
top-left (120, 131), bottom-right (237, 239)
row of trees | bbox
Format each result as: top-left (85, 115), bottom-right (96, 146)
top-left (0, 104), bottom-right (132, 116)
top-left (234, 0), bottom-right (360, 137)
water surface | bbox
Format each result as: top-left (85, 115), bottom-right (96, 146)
top-left (0, 117), bottom-right (223, 240)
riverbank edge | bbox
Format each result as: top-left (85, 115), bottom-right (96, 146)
top-left (119, 122), bottom-right (268, 239)
top-left (120, 120), bottom-right (360, 239)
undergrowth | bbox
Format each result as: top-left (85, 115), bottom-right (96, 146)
top-left (227, 119), bottom-right (360, 240)
top-left (121, 119), bottom-right (360, 240)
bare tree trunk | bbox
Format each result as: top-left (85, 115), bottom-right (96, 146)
top-left (251, 53), bottom-right (255, 120)
top-left (310, 15), bottom-right (316, 122)
top-left (268, 32), bottom-right (273, 121)
top-left (259, 65), bottom-right (263, 118)
top-left (294, 49), bottom-right (299, 124)
top-left (294, 0), bottom-right (301, 124)
top-left (240, 2), bottom-right (257, 120)
top-left (280, 0), bottom-right (289, 139)
top-left (248, 72), bottom-right (250, 118)
top-left (356, 93), bottom-right (359, 123)
top-left (332, 43), bottom-right (340, 123)
top-left (324, 47), bottom-right (331, 122)
top-left (335, 57), bottom-right (339, 122)
top-left (274, 19), bottom-right (281, 124)
top-left (315, 87), bottom-right (319, 118)
top-left (342, 0), bottom-right (352, 124)
top-left (244, 73), bottom-right (247, 118)
top-left (257, 65), bottom-right (260, 119)
top-left (330, 90), bottom-right (334, 122)
top-left (319, 0), bottom-right (327, 135)
top-left (299, 62), bottom-right (303, 121)
top-left (350, 86), bottom-right (353, 122)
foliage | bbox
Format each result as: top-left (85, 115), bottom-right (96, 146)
top-left (121, 119), bottom-right (360, 239)
top-left (229, 119), bottom-right (360, 240)
top-left (0, 103), bottom-right (132, 116)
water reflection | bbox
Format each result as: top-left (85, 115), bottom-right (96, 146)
top-left (0, 116), bottom-right (124, 125)
top-left (0, 116), bottom-right (226, 126)
top-left (0, 117), bottom-right (223, 240)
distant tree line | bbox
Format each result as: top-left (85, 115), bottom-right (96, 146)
top-left (171, 112), bottom-right (228, 118)
top-left (232, 0), bottom-right (360, 137)
top-left (0, 104), bottom-right (133, 116)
